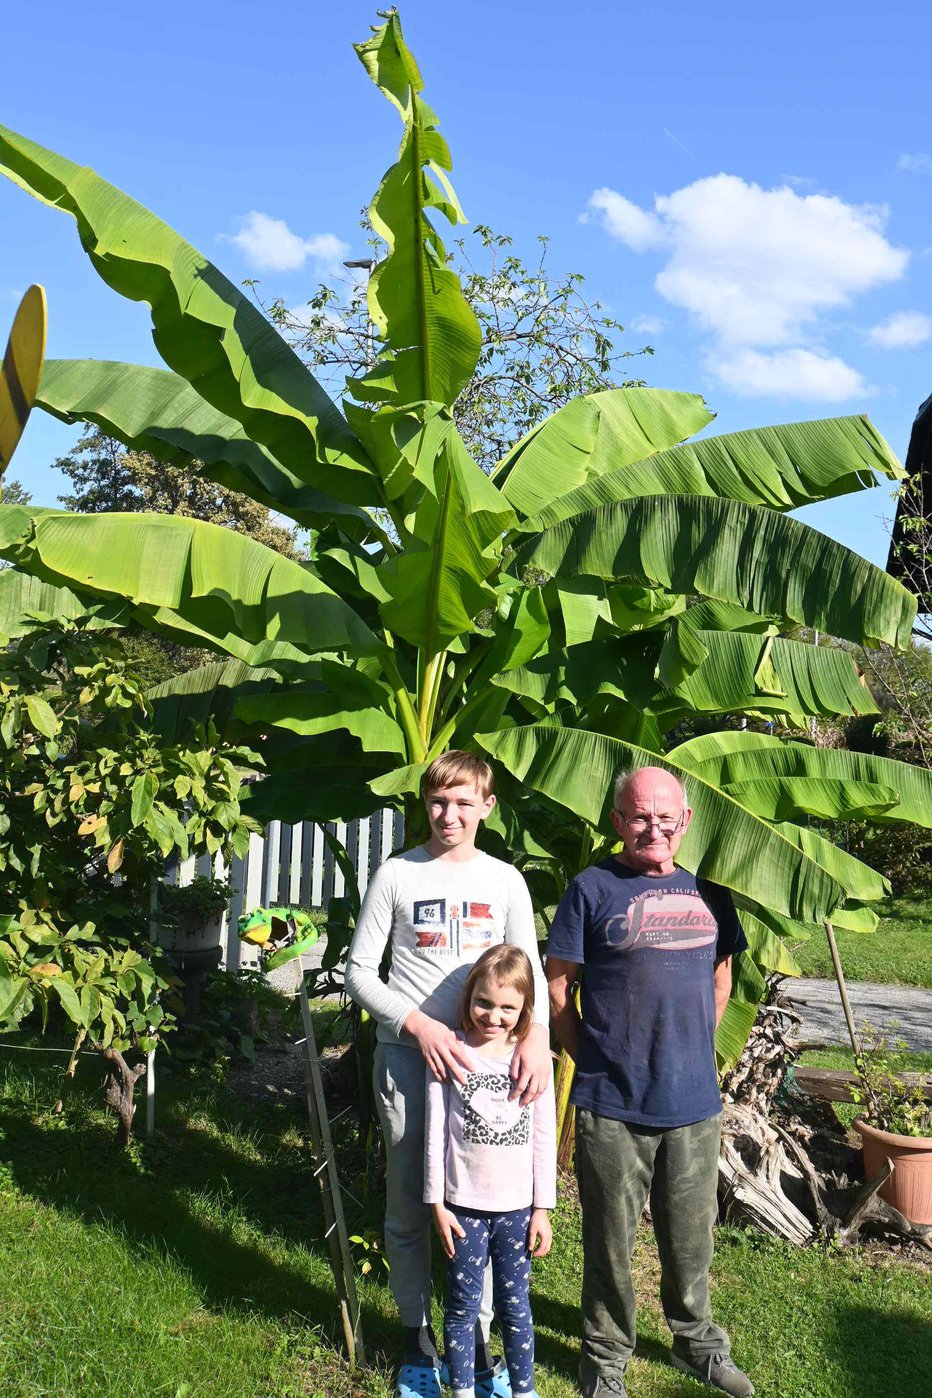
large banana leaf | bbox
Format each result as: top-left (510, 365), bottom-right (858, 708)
top-left (516, 494), bottom-right (916, 648)
top-left (0, 566), bottom-right (120, 635)
top-left (352, 11), bottom-right (481, 408)
top-left (145, 658), bottom-right (288, 743)
top-left (522, 415), bottom-right (903, 531)
top-left (380, 430), bottom-right (512, 652)
top-left (657, 633), bottom-right (880, 722)
top-left (0, 125), bottom-right (376, 502)
top-left (237, 662), bottom-right (407, 758)
top-left (0, 505), bottom-right (378, 658)
top-left (477, 722), bottom-right (846, 923)
top-left (721, 777), bottom-right (900, 823)
top-left (671, 731), bottom-right (932, 829)
top-left (773, 823), bottom-right (889, 901)
top-left (38, 359), bottom-right (373, 535)
top-left (494, 388), bottom-right (715, 517)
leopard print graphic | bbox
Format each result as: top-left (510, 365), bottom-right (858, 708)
top-left (459, 1070), bottom-right (530, 1147)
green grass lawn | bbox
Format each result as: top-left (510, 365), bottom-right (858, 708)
top-left (0, 1047), bottom-right (930, 1398)
top-left (791, 895), bottom-right (932, 987)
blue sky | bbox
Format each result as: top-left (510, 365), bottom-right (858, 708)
top-left (3, 0), bottom-right (931, 566)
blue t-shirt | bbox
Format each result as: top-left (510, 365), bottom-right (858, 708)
top-left (547, 859), bottom-right (747, 1129)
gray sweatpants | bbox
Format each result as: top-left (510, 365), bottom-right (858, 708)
top-left (575, 1108), bottom-right (730, 1383)
top-left (374, 1041), bottom-right (493, 1333)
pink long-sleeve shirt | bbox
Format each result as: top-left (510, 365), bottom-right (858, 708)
top-left (424, 1037), bottom-right (557, 1212)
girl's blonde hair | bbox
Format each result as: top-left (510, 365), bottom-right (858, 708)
top-left (461, 944), bottom-right (535, 1042)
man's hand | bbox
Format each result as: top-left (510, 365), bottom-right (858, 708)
top-left (528, 1208), bottom-right (552, 1258)
top-left (432, 1203), bottom-right (465, 1259)
top-left (404, 1009), bottom-right (471, 1082)
top-left (510, 1022), bottom-right (552, 1105)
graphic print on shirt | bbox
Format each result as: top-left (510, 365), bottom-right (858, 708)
top-left (603, 887), bottom-right (718, 953)
top-left (412, 899), bottom-right (496, 955)
top-left (460, 1069), bottom-right (530, 1146)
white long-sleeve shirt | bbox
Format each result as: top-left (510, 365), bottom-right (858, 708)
top-left (344, 846), bottom-right (548, 1046)
top-left (424, 1038), bottom-right (557, 1211)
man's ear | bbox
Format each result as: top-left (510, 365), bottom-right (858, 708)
top-left (609, 807), bottom-right (625, 841)
top-left (681, 806), bottom-right (693, 833)
top-left (480, 793), bottom-right (497, 820)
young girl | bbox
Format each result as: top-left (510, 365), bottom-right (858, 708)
top-left (424, 945), bottom-right (557, 1398)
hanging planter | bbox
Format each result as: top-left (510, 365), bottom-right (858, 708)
top-left (156, 877), bottom-right (230, 953)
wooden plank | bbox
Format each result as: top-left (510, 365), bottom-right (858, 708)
top-left (794, 1065), bottom-right (932, 1105)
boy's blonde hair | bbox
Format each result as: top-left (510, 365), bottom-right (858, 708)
top-left (422, 750), bottom-right (494, 800)
top-left (461, 944), bottom-right (535, 1042)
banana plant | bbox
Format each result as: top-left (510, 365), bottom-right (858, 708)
top-left (0, 9), bottom-right (928, 1064)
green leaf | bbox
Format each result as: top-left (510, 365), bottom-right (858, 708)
top-left (715, 996), bottom-right (760, 1069)
top-left (23, 694), bottom-right (60, 739)
top-left (656, 633), bottom-right (881, 724)
top-left (738, 910), bottom-right (804, 976)
top-left (352, 11), bottom-right (481, 407)
top-left (477, 722), bottom-right (845, 923)
top-left (238, 683), bottom-right (407, 758)
top-left (516, 494), bottom-right (916, 648)
top-left (495, 389), bottom-right (715, 516)
top-left (0, 506), bottom-right (378, 660)
top-left (522, 414), bottom-right (904, 531)
top-left (380, 428), bottom-right (513, 652)
top-left (0, 567), bottom-right (124, 636)
top-left (720, 777), bottom-right (900, 823)
top-left (671, 731), bottom-right (932, 829)
top-left (0, 124), bottom-right (376, 502)
top-left (130, 771), bottom-right (158, 827)
top-left (38, 359), bottom-right (375, 534)
top-left (52, 977), bottom-right (86, 1028)
top-left (146, 659), bottom-right (288, 744)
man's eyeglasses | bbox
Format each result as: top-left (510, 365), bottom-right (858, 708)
top-left (615, 811), bottom-right (685, 836)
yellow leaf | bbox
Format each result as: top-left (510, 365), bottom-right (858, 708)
top-left (30, 963), bottom-right (61, 978)
top-left (78, 814), bottom-right (104, 836)
top-left (107, 839), bottom-right (124, 874)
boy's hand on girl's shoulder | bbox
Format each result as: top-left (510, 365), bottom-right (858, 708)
top-left (432, 1203), bottom-right (465, 1259)
top-left (528, 1208), bottom-right (552, 1258)
top-left (405, 1009), bottom-right (471, 1082)
top-left (509, 1022), bottom-right (553, 1105)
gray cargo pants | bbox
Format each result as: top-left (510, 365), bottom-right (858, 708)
top-left (575, 1108), bottom-right (730, 1384)
top-left (374, 1041), bottom-right (493, 1333)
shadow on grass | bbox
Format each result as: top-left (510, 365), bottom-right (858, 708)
top-left (0, 1059), bottom-right (398, 1352)
top-left (532, 1290), bottom-right (675, 1381)
top-left (835, 1303), bottom-right (932, 1398)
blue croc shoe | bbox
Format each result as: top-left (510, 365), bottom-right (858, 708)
top-left (475, 1358), bottom-right (513, 1398)
top-left (395, 1359), bottom-right (441, 1398)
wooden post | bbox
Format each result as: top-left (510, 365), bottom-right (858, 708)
top-left (297, 970), bottom-right (365, 1368)
top-left (824, 919), bottom-right (880, 1118)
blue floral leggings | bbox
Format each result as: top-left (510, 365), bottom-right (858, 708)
top-left (444, 1205), bottom-right (534, 1396)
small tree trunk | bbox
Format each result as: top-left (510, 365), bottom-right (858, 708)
top-left (100, 1046), bottom-right (148, 1147)
top-left (53, 1027), bottom-right (87, 1115)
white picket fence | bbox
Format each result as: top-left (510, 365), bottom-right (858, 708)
top-left (166, 809), bottom-right (405, 971)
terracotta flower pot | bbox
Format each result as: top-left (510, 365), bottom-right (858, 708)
top-left (855, 1118), bottom-right (932, 1225)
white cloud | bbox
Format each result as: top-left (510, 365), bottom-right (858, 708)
top-left (715, 348), bottom-right (868, 402)
top-left (221, 212), bottom-right (349, 273)
top-left (897, 152), bottom-right (932, 173)
top-left (868, 310), bottom-right (932, 349)
top-left (630, 313), bottom-right (664, 335)
top-left (590, 174), bottom-right (907, 348)
top-left (588, 188), bottom-right (665, 254)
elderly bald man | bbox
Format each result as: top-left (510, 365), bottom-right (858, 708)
top-left (547, 766), bottom-right (753, 1398)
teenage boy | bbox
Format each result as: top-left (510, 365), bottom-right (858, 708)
top-left (346, 751), bottom-right (551, 1398)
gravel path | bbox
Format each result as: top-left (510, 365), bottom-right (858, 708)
top-left (785, 978), bottom-right (932, 1054)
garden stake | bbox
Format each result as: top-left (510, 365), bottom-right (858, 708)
top-left (823, 919), bottom-right (880, 1118)
top-left (296, 968), bottom-right (365, 1368)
